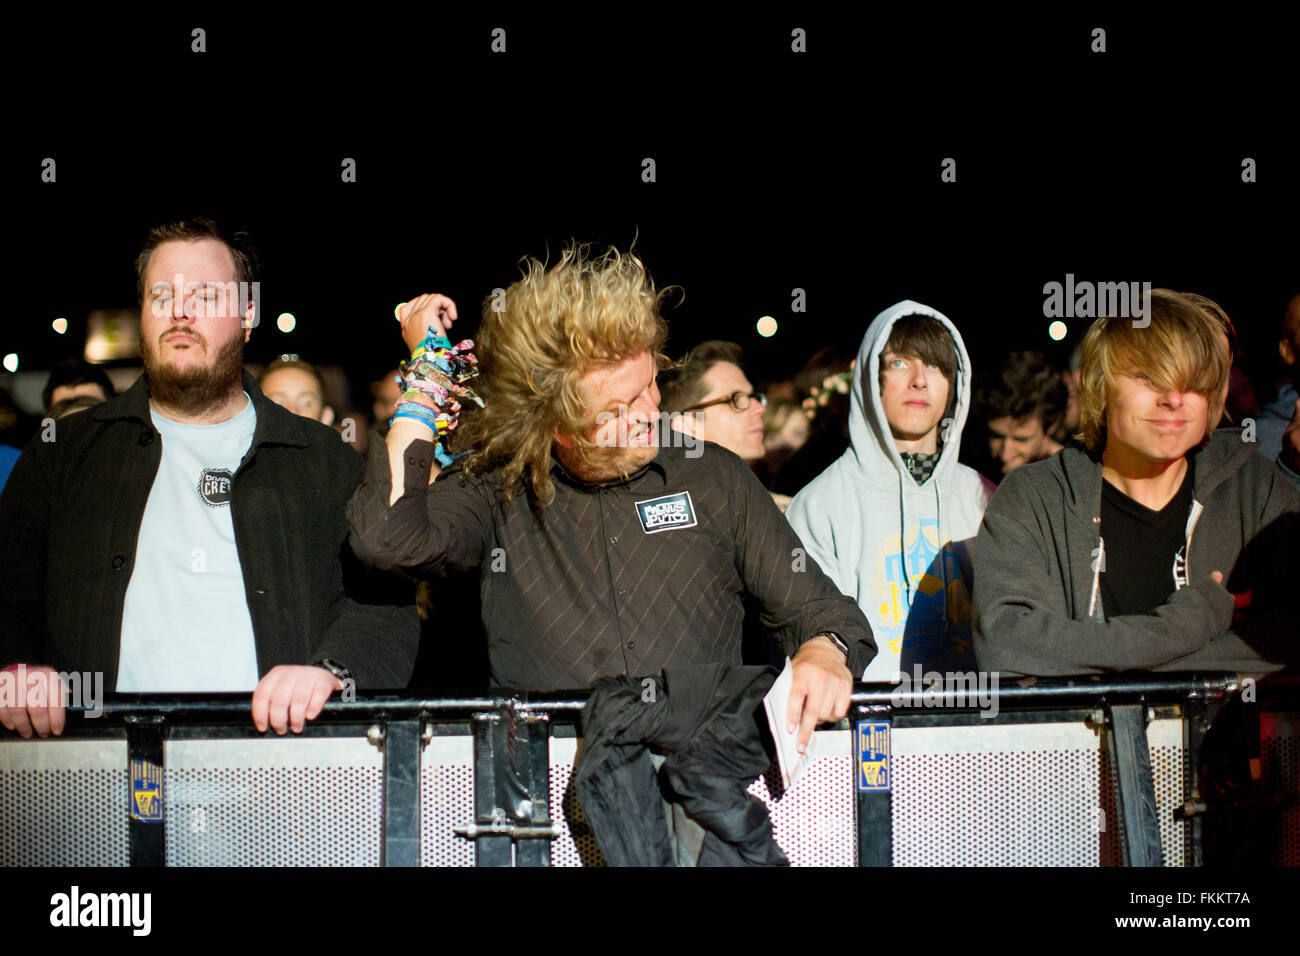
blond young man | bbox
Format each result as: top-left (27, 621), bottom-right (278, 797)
top-left (974, 289), bottom-right (1300, 676)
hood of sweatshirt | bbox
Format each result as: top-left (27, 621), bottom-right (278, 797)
top-left (786, 300), bottom-right (993, 682)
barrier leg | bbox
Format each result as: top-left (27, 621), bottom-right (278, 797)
top-left (382, 718), bottom-right (422, 866)
top-left (1107, 703), bottom-right (1163, 867)
top-left (854, 709), bottom-right (893, 867)
top-left (466, 708), bottom-right (556, 866)
top-left (125, 715), bottom-right (166, 868)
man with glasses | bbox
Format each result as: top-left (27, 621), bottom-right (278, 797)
top-left (658, 341), bottom-right (768, 463)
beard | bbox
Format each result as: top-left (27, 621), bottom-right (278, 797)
top-left (563, 428), bottom-right (660, 483)
top-left (141, 329), bottom-right (245, 414)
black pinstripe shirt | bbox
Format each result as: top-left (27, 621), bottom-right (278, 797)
top-left (348, 436), bottom-right (875, 689)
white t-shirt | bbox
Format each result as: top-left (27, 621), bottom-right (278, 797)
top-left (116, 394), bottom-right (260, 692)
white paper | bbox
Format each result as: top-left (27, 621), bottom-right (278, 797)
top-left (762, 658), bottom-right (820, 793)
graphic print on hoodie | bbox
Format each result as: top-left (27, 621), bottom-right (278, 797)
top-left (786, 301), bottom-right (995, 682)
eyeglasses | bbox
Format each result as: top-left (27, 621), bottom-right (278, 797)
top-left (682, 391), bottom-right (767, 413)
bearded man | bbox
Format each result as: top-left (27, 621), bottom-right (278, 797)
top-left (0, 218), bottom-right (417, 739)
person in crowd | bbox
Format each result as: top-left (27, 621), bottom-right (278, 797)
top-left (370, 368), bottom-right (403, 436)
top-left (348, 243), bottom-right (874, 763)
top-left (752, 397), bottom-right (809, 496)
top-left (0, 217), bottom-right (418, 739)
top-left (41, 357), bottom-right (118, 416)
top-left (0, 388), bottom-right (24, 493)
top-left (974, 350), bottom-right (1068, 476)
top-left (974, 289), bottom-right (1300, 677)
top-left (47, 394), bottom-right (106, 420)
top-left (1251, 292), bottom-right (1300, 490)
top-left (1053, 342), bottom-right (1084, 445)
top-left (259, 355), bottom-right (336, 426)
top-left (770, 344), bottom-right (856, 497)
top-left (658, 340), bottom-right (767, 464)
top-left (786, 301), bottom-right (995, 681)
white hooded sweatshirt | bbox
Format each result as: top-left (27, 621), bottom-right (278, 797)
top-left (786, 300), bottom-right (994, 682)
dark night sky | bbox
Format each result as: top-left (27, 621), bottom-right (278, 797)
top-left (8, 11), bottom-right (1298, 410)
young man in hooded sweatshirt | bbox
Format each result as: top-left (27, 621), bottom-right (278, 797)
top-left (787, 301), bottom-right (995, 682)
top-left (973, 289), bottom-right (1300, 677)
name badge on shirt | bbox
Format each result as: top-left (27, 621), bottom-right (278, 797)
top-left (634, 491), bottom-right (697, 534)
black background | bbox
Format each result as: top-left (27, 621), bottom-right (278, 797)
top-left (4, 8), bottom-right (1298, 922)
top-left (8, 11), bottom-right (1297, 404)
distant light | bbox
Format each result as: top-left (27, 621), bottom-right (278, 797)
top-left (1048, 320), bottom-right (1068, 341)
top-left (277, 313), bottom-right (296, 333)
top-left (756, 315), bottom-right (778, 338)
top-left (2, 353), bottom-right (17, 373)
top-left (52, 317), bottom-right (68, 335)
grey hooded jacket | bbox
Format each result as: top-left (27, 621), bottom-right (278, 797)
top-left (973, 428), bottom-right (1300, 677)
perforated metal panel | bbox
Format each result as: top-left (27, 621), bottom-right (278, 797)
top-left (420, 735), bottom-right (475, 866)
top-left (1261, 712), bottom-right (1300, 866)
top-left (549, 737), bottom-right (605, 866)
top-left (0, 714), bottom-right (1205, 867)
top-left (748, 730), bottom-right (856, 866)
top-left (163, 738), bottom-right (383, 866)
top-left (890, 718), bottom-right (1184, 866)
top-left (1148, 720), bottom-right (1186, 867)
top-left (0, 739), bottom-right (129, 866)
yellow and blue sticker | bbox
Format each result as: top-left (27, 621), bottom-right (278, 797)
top-left (857, 721), bottom-right (890, 792)
top-left (129, 758), bottom-right (164, 822)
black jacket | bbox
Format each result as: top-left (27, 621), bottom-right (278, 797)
top-left (0, 370), bottom-right (418, 689)
top-left (573, 664), bottom-right (788, 867)
top-left (349, 434), bottom-right (876, 689)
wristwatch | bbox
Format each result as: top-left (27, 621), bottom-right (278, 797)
top-left (818, 632), bottom-right (850, 663)
top-left (313, 659), bottom-right (354, 684)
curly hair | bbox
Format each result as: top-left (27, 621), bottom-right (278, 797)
top-left (1076, 288), bottom-right (1229, 452)
top-left (974, 351), bottom-right (1068, 429)
top-left (456, 242), bottom-right (669, 508)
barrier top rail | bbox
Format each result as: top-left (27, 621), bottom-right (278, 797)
top-left (44, 671), bottom-right (1295, 725)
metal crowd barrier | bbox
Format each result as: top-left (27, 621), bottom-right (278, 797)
top-left (1, 674), bottom-right (1296, 866)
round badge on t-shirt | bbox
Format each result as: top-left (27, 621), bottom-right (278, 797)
top-left (197, 467), bottom-right (235, 507)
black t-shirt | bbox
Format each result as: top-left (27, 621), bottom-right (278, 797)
top-left (1098, 461), bottom-right (1195, 617)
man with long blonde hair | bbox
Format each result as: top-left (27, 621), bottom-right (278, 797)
top-left (348, 243), bottom-right (874, 756)
top-left (974, 288), bottom-right (1299, 676)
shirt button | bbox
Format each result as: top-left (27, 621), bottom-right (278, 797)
top-left (625, 641), bottom-right (635, 650)
top-left (617, 587), bottom-right (627, 596)
top-left (111, 555), bottom-right (126, 571)
top-left (138, 431), bottom-right (154, 446)
top-left (609, 535), bottom-right (618, 544)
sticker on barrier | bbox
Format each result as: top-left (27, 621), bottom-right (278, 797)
top-left (130, 758), bottom-right (164, 822)
top-left (857, 721), bottom-right (891, 792)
